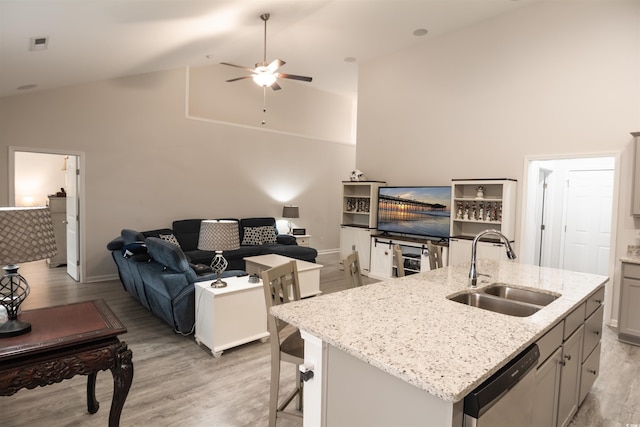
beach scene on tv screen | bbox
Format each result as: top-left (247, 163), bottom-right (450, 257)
top-left (378, 187), bottom-right (451, 238)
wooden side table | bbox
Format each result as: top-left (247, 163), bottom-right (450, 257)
top-left (194, 276), bottom-right (269, 357)
top-left (0, 300), bottom-right (133, 427)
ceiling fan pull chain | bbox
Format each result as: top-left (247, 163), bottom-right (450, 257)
top-left (262, 86), bottom-right (267, 125)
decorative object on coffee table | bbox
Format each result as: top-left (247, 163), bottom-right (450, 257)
top-left (0, 207), bottom-right (57, 337)
top-left (282, 205), bottom-right (299, 234)
top-left (198, 220), bottom-right (240, 288)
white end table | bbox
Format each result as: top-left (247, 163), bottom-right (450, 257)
top-left (194, 275), bottom-right (269, 357)
top-left (293, 234), bottom-right (312, 247)
top-left (244, 254), bottom-right (323, 298)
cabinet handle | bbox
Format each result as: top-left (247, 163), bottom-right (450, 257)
top-left (593, 330), bottom-right (600, 336)
top-left (587, 369), bottom-right (597, 375)
top-left (594, 299), bottom-right (602, 304)
top-left (559, 354), bottom-right (572, 366)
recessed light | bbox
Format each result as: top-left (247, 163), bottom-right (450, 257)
top-left (344, 57), bottom-right (357, 63)
top-left (413, 28), bottom-right (428, 37)
top-left (16, 84), bottom-right (38, 91)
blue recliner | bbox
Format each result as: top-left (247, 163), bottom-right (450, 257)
top-left (110, 235), bottom-right (242, 334)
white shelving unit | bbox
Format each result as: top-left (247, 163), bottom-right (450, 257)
top-left (340, 181), bottom-right (385, 275)
top-left (449, 179), bottom-right (517, 266)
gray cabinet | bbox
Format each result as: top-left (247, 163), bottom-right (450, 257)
top-left (619, 262), bottom-right (640, 345)
top-left (632, 132), bottom-right (640, 215)
top-left (533, 346), bottom-right (562, 427)
top-left (533, 285), bottom-right (604, 427)
top-left (557, 324), bottom-right (584, 427)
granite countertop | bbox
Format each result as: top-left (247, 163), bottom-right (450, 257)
top-left (270, 259), bottom-right (608, 403)
top-left (620, 254), bottom-right (640, 264)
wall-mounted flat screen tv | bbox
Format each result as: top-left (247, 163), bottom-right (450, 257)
top-left (376, 186), bottom-right (451, 239)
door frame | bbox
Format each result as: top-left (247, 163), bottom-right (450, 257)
top-left (520, 151), bottom-right (620, 326)
top-left (8, 146), bottom-right (86, 283)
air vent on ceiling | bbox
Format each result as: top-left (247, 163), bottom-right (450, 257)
top-left (29, 36), bottom-right (49, 51)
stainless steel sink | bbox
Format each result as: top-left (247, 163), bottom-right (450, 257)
top-left (447, 283), bottom-right (560, 317)
top-left (448, 292), bottom-right (541, 317)
top-left (482, 284), bottom-right (559, 307)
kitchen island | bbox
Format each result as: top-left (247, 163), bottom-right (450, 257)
top-left (271, 259), bottom-right (607, 427)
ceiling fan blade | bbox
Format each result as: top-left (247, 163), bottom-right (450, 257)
top-left (226, 76), bottom-right (252, 83)
top-left (267, 59), bottom-right (285, 73)
top-left (278, 73), bottom-right (313, 83)
top-left (271, 81), bottom-right (282, 91)
top-left (220, 62), bottom-right (254, 72)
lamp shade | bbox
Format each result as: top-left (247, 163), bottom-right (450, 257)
top-left (197, 220), bottom-right (240, 251)
top-left (0, 207), bottom-right (57, 265)
top-left (282, 205), bottom-right (300, 219)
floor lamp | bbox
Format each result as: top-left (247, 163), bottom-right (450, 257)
top-left (0, 207), bottom-right (58, 337)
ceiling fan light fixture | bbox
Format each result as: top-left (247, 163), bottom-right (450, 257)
top-left (252, 67), bottom-right (277, 87)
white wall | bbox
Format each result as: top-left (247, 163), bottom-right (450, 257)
top-left (0, 67), bottom-right (355, 281)
top-left (356, 1), bottom-right (640, 323)
top-left (14, 152), bottom-right (67, 206)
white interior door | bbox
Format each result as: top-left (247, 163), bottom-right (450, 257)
top-left (65, 156), bottom-right (80, 281)
top-left (562, 169), bottom-right (613, 275)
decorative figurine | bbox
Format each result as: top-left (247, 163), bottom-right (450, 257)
top-left (476, 185), bottom-right (485, 199)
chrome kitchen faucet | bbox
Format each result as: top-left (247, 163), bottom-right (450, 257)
top-left (469, 229), bottom-right (517, 287)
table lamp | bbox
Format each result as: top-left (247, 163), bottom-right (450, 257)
top-left (282, 205), bottom-right (299, 234)
top-left (0, 207), bottom-right (57, 337)
top-left (197, 220), bottom-right (240, 288)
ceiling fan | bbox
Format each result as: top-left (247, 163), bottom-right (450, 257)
top-left (221, 13), bottom-right (313, 91)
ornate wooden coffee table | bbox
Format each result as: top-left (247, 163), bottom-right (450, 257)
top-left (0, 299), bottom-right (133, 426)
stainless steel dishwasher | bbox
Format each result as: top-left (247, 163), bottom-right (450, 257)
top-left (463, 344), bottom-right (540, 427)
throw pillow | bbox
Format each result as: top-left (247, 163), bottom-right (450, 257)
top-left (159, 233), bottom-right (180, 247)
top-left (242, 227), bottom-right (264, 245)
top-left (261, 226), bottom-right (277, 244)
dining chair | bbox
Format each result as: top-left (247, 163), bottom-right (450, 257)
top-left (393, 244), bottom-right (405, 277)
top-left (343, 250), bottom-right (363, 288)
top-left (427, 241), bottom-right (444, 270)
top-left (261, 260), bottom-right (304, 427)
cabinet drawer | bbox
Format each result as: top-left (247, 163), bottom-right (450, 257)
top-left (582, 305), bottom-right (603, 361)
top-left (623, 262), bottom-right (640, 279)
top-left (537, 321), bottom-right (563, 367)
top-left (585, 286), bottom-right (605, 318)
top-left (579, 341), bottom-right (601, 405)
top-left (564, 303), bottom-right (586, 340)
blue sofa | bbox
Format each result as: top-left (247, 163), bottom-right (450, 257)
top-left (106, 217), bottom-right (317, 334)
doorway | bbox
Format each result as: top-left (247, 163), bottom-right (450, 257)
top-left (521, 155), bottom-right (618, 277)
top-left (9, 147), bottom-right (84, 282)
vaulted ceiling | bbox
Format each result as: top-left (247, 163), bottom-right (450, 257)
top-left (0, 0), bottom-right (534, 99)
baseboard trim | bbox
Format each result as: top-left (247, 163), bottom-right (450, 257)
top-left (317, 248), bottom-right (340, 256)
top-left (85, 274), bottom-right (119, 283)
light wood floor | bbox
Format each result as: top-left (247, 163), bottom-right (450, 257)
top-left (0, 254), bottom-right (637, 426)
